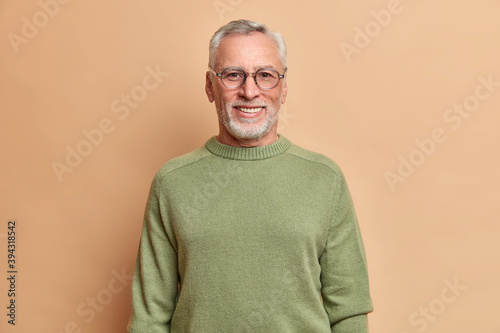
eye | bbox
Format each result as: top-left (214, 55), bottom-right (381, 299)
top-left (257, 70), bottom-right (277, 80)
top-left (223, 70), bottom-right (244, 80)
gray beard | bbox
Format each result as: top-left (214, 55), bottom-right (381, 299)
top-left (219, 101), bottom-right (280, 140)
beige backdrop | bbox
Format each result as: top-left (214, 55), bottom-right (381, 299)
top-left (1, 0), bottom-right (499, 332)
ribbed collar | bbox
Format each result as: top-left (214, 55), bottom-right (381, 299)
top-left (205, 135), bottom-right (292, 160)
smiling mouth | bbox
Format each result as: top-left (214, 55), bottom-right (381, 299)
top-left (234, 107), bottom-right (264, 113)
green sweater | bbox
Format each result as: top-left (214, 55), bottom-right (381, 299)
top-left (128, 135), bottom-right (373, 333)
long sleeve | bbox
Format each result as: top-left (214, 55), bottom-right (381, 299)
top-left (128, 178), bottom-right (179, 333)
top-left (320, 170), bottom-right (373, 333)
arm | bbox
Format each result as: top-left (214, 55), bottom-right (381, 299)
top-left (128, 178), bottom-right (179, 333)
top-left (320, 170), bottom-right (373, 333)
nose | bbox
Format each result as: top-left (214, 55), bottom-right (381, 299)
top-left (238, 74), bottom-right (261, 100)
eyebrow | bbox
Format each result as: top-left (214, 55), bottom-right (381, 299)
top-left (254, 65), bottom-right (276, 70)
top-left (224, 65), bottom-right (278, 72)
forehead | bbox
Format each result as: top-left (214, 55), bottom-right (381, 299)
top-left (215, 32), bottom-right (281, 70)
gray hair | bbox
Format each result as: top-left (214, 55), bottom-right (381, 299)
top-left (208, 19), bottom-right (287, 71)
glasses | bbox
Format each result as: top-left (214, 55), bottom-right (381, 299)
top-left (209, 67), bottom-right (286, 89)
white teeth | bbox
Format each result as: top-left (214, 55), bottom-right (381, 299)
top-left (238, 107), bottom-right (263, 113)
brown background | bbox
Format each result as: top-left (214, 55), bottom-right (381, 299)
top-left (1, 0), bottom-right (499, 332)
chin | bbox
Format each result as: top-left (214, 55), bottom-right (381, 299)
top-left (226, 117), bottom-right (277, 140)
top-left (227, 126), bottom-right (268, 140)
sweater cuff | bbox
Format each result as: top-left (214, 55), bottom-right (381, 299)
top-left (128, 319), bottom-right (170, 333)
top-left (331, 314), bottom-right (369, 333)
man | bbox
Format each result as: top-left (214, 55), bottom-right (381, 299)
top-left (128, 19), bottom-right (373, 332)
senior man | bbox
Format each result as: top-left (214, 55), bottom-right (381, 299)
top-left (128, 19), bottom-right (373, 332)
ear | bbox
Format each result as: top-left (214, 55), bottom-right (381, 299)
top-left (280, 80), bottom-right (288, 104)
top-left (205, 71), bottom-right (215, 103)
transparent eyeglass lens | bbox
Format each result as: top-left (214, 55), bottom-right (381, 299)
top-left (221, 68), bottom-right (280, 88)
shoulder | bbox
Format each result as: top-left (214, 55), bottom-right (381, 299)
top-left (285, 140), bottom-right (345, 178)
top-left (151, 145), bottom-right (212, 187)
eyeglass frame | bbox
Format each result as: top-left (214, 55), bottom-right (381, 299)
top-left (208, 66), bottom-right (287, 90)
